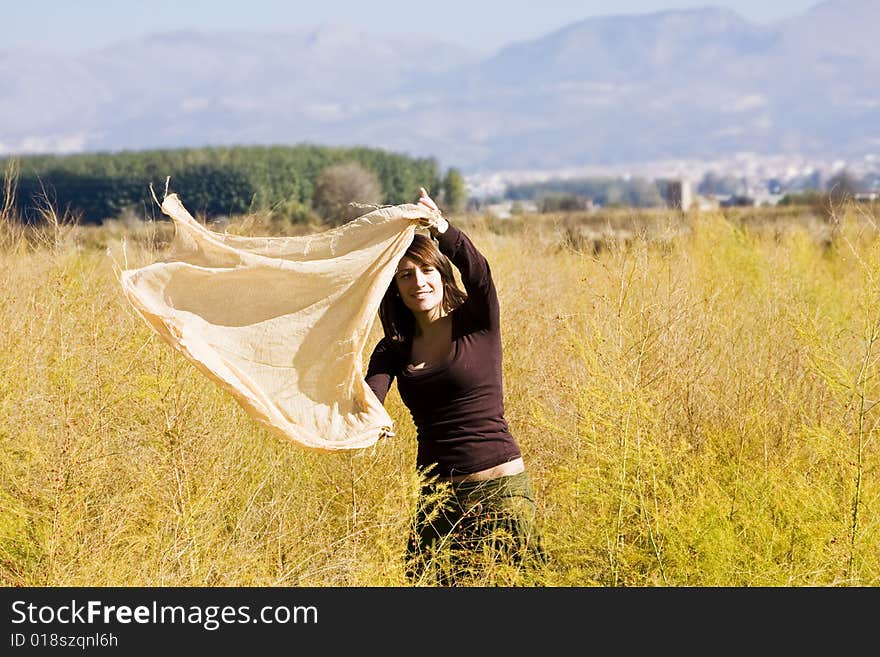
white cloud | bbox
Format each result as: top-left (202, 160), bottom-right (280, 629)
top-left (0, 134), bottom-right (89, 155)
top-left (727, 94), bottom-right (766, 112)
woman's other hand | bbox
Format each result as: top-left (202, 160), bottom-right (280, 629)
top-left (417, 187), bottom-right (448, 234)
top-left (418, 187), bottom-right (440, 213)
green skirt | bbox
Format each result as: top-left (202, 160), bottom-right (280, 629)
top-left (405, 470), bottom-right (546, 586)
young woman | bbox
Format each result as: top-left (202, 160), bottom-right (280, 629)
top-left (366, 187), bottom-right (545, 584)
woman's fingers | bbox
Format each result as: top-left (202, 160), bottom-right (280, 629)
top-left (418, 187), bottom-right (439, 212)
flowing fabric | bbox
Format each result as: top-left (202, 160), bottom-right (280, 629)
top-left (119, 193), bottom-right (438, 451)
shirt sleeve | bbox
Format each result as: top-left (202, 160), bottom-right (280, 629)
top-left (436, 223), bottom-right (499, 329)
top-left (365, 337), bottom-right (397, 404)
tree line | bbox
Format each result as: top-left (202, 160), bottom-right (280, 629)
top-left (505, 176), bottom-right (665, 209)
top-left (502, 168), bottom-right (878, 212)
top-left (0, 145), bottom-right (468, 225)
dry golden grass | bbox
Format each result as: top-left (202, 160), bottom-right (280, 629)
top-left (1, 201), bottom-right (879, 586)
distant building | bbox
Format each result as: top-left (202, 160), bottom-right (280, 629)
top-left (694, 195), bottom-right (720, 211)
top-left (752, 192), bottom-right (785, 206)
top-left (664, 179), bottom-right (693, 211)
top-left (483, 200), bottom-right (540, 219)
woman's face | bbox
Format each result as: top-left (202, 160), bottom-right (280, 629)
top-left (394, 256), bottom-right (444, 315)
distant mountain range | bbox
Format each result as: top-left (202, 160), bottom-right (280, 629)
top-left (1, 0), bottom-right (877, 173)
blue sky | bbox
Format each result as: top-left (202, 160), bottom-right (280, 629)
top-left (5, 0), bottom-right (823, 54)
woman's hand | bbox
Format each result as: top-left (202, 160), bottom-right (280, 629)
top-left (417, 187), bottom-right (448, 235)
top-left (418, 187), bottom-right (440, 213)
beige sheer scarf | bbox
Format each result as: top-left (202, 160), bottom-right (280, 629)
top-left (120, 193), bottom-right (438, 451)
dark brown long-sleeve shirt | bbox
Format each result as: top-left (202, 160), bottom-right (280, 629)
top-left (365, 224), bottom-right (522, 478)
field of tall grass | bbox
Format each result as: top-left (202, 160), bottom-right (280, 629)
top-left (2, 190), bottom-right (879, 586)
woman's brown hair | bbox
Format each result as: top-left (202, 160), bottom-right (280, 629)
top-left (378, 233), bottom-right (467, 344)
